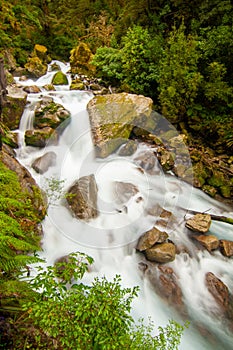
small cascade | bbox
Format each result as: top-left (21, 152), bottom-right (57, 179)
top-left (16, 61), bottom-right (233, 350)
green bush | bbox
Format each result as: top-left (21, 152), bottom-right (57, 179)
top-left (22, 252), bottom-right (187, 349)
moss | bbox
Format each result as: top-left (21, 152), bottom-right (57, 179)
top-left (52, 71), bottom-right (69, 85)
top-left (24, 56), bottom-right (47, 78)
top-left (70, 82), bottom-right (85, 90)
top-left (202, 185), bottom-right (217, 197)
top-left (220, 186), bottom-right (231, 198)
top-left (193, 161), bottom-right (210, 187)
top-left (207, 170), bottom-right (227, 187)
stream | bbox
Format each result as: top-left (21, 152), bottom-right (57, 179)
top-left (15, 62), bottom-right (233, 349)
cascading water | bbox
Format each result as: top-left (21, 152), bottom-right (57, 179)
top-left (16, 62), bottom-right (233, 350)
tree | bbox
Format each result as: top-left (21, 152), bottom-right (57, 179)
top-left (158, 21), bottom-right (202, 123)
top-left (21, 252), bottom-right (187, 349)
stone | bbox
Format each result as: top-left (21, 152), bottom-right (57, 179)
top-left (24, 56), bottom-right (47, 78)
top-left (145, 242), bottom-right (176, 263)
top-left (66, 174), bottom-right (98, 220)
top-left (157, 147), bottom-right (175, 171)
top-left (219, 240), bottom-right (233, 257)
top-left (193, 234), bottom-right (219, 251)
top-left (202, 185), bottom-right (217, 197)
top-left (136, 227), bottom-right (168, 251)
top-left (34, 98), bottom-right (71, 130)
top-left (157, 265), bottom-right (184, 306)
top-left (25, 127), bottom-right (58, 147)
top-left (34, 44), bottom-right (48, 62)
top-left (118, 140), bottom-right (137, 156)
top-left (134, 151), bottom-right (157, 171)
top-left (31, 152), bottom-right (57, 174)
top-left (52, 71), bottom-right (69, 85)
top-left (23, 85), bottom-right (41, 93)
top-left (185, 214), bottom-right (211, 233)
top-left (205, 272), bottom-right (229, 310)
top-left (43, 84), bottom-right (55, 91)
top-left (193, 161), bottom-right (210, 188)
top-left (87, 93), bottom-right (153, 158)
top-left (2, 86), bottom-right (27, 130)
top-left (113, 181), bottom-right (139, 204)
top-left (70, 82), bottom-right (85, 90)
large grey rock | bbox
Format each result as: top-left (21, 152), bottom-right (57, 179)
top-left (87, 93), bottom-right (154, 158)
top-left (185, 214), bottom-right (211, 233)
top-left (25, 127), bottom-right (58, 147)
top-left (66, 174), bottom-right (98, 221)
top-left (2, 86), bottom-right (27, 130)
top-left (31, 151), bottom-right (57, 174)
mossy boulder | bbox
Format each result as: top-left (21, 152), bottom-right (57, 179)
top-left (70, 42), bottom-right (96, 76)
top-left (52, 71), bottom-right (69, 85)
top-left (24, 56), bottom-right (47, 78)
top-left (193, 161), bottom-right (210, 188)
top-left (25, 127), bottom-right (58, 147)
top-left (87, 93), bottom-right (153, 158)
top-left (34, 98), bottom-right (71, 129)
top-left (70, 81), bottom-right (85, 90)
top-left (2, 86), bottom-right (27, 130)
top-left (34, 44), bottom-right (49, 62)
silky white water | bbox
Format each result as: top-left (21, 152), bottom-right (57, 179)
top-left (15, 62), bottom-right (233, 350)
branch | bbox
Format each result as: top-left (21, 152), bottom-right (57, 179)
top-left (181, 208), bottom-right (233, 225)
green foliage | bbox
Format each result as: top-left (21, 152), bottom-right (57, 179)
top-left (158, 21), bottom-right (202, 123)
top-left (22, 252), bottom-right (187, 349)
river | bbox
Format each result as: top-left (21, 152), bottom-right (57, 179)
top-left (15, 61), bottom-right (233, 349)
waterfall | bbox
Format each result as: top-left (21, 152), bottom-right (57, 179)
top-left (16, 62), bottom-right (233, 350)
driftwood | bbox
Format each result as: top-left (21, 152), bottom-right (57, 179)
top-left (181, 208), bottom-right (233, 226)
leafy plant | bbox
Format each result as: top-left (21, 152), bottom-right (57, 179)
top-left (22, 252), bottom-right (187, 349)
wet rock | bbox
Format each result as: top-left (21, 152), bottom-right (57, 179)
top-left (70, 81), bottom-right (85, 90)
top-left (52, 71), bottom-right (69, 85)
top-left (219, 240), bottom-right (233, 257)
top-left (205, 272), bottom-right (229, 310)
top-left (202, 185), bottom-right (217, 197)
top-left (31, 152), bottom-right (57, 174)
top-left (34, 98), bottom-right (71, 130)
top-left (43, 84), bottom-right (55, 91)
top-left (25, 127), bottom-right (58, 147)
top-left (113, 181), bottom-right (139, 204)
top-left (118, 140), bottom-right (137, 156)
top-left (145, 242), bottom-right (176, 263)
top-left (2, 86), bottom-right (27, 130)
top-left (23, 85), bottom-right (41, 93)
top-left (193, 234), bottom-right (219, 251)
top-left (157, 147), bottom-right (175, 171)
top-left (134, 151), bottom-right (157, 171)
top-left (87, 93), bottom-right (153, 158)
top-left (66, 174), bottom-right (98, 220)
top-left (157, 265), bottom-right (184, 307)
top-left (136, 227), bottom-right (168, 251)
top-left (185, 214), bottom-right (211, 233)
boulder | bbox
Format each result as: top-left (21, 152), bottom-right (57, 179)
top-left (2, 86), bottom-right (27, 130)
top-left (66, 174), bottom-right (98, 220)
top-left (34, 44), bottom-right (50, 63)
top-left (134, 151), bottom-right (157, 171)
top-left (52, 71), bottom-right (69, 85)
top-left (34, 98), bottom-right (71, 129)
top-left (23, 85), bottom-right (41, 93)
top-left (193, 234), bottom-right (219, 251)
top-left (87, 93), bottom-right (153, 157)
top-left (113, 181), bottom-right (139, 205)
top-left (25, 127), bottom-right (58, 147)
top-left (219, 240), bottom-right (233, 257)
top-left (205, 272), bottom-right (229, 310)
top-left (145, 242), bottom-right (176, 263)
top-left (24, 56), bottom-right (47, 78)
top-left (118, 140), bottom-right (137, 156)
top-left (31, 152), bottom-right (57, 174)
top-left (70, 42), bottom-right (95, 76)
top-left (0, 150), bottom-right (47, 218)
top-left (185, 214), bottom-right (211, 233)
top-left (136, 227), bottom-right (168, 251)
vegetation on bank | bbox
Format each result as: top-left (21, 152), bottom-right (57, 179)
top-left (1, 0), bottom-right (232, 152)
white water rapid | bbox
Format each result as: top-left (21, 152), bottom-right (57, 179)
top-left (15, 62), bottom-right (233, 350)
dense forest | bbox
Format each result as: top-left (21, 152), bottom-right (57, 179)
top-left (0, 0), bottom-right (232, 348)
top-left (1, 0), bottom-right (233, 151)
